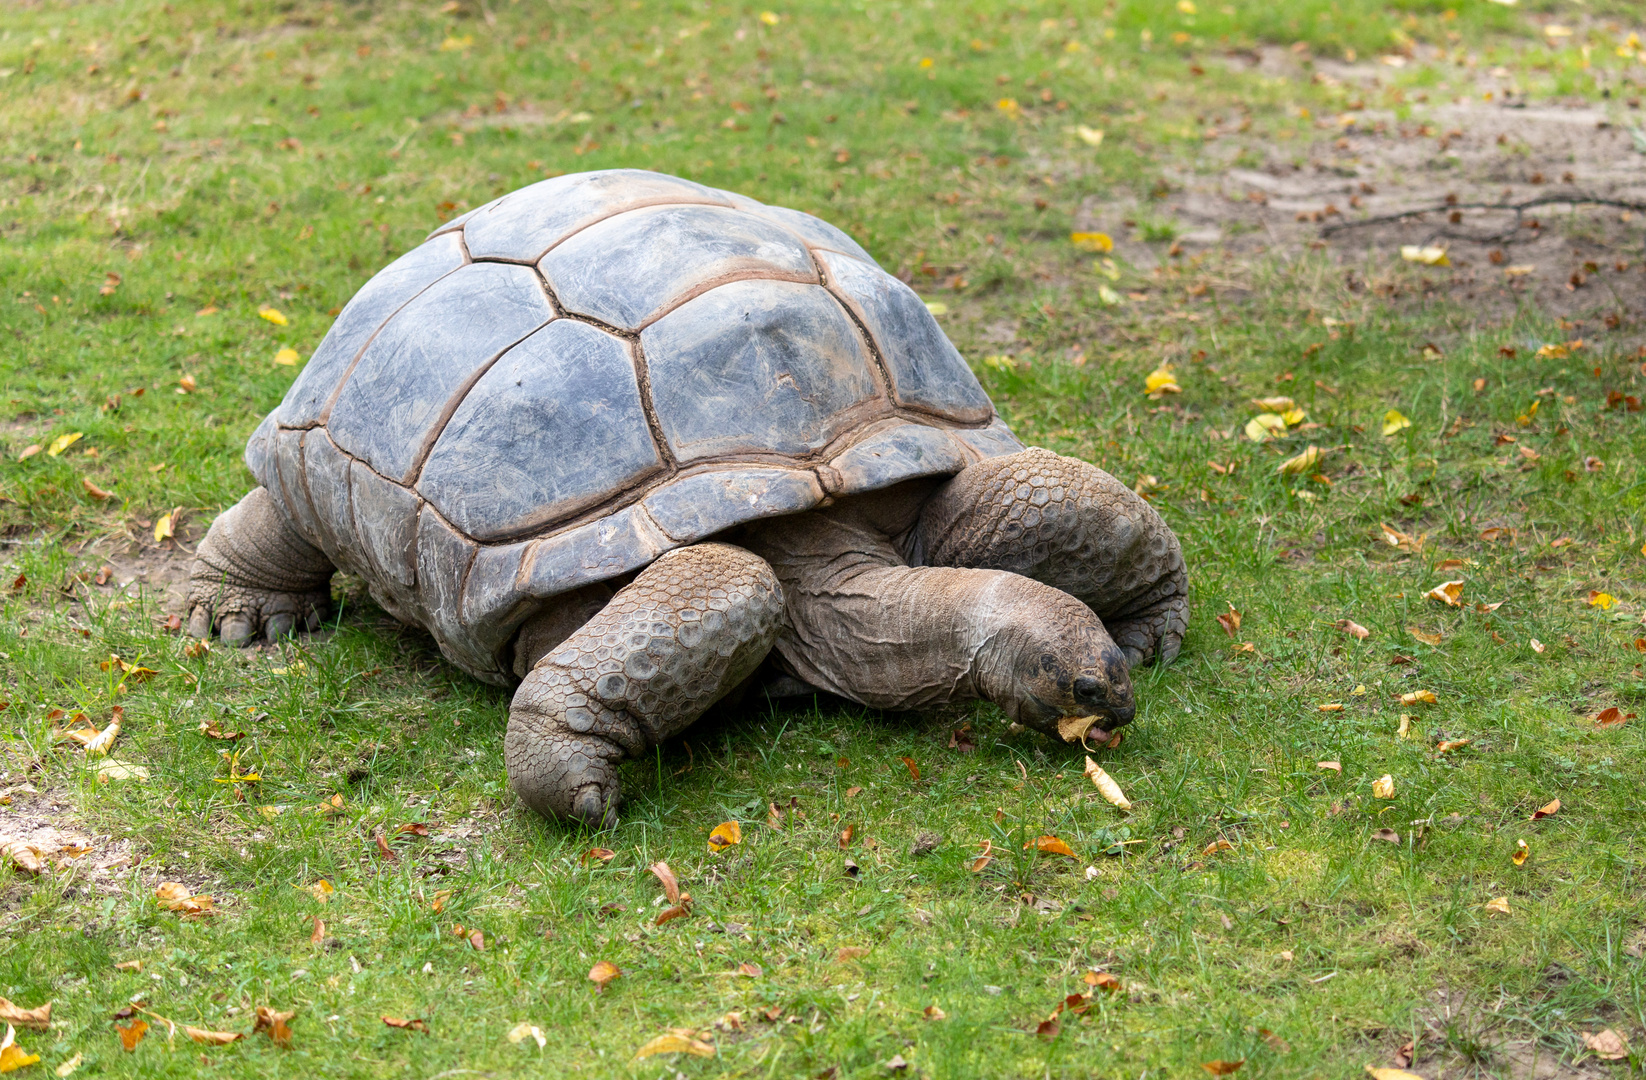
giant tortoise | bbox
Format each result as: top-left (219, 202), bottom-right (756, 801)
top-left (186, 168), bottom-right (1188, 827)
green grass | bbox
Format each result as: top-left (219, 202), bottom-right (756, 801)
top-left (5, 1), bottom-right (1646, 1077)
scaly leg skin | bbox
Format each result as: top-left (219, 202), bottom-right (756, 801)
top-left (186, 487), bottom-right (335, 646)
top-left (913, 447), bottom-right (1189, 668)
top-left (505, 542), bottom-right (784, 828)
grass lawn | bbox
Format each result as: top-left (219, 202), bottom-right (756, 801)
top-left (5, 0), bottom-right (1646, 1076)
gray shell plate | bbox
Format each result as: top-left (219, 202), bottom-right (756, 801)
top-left (249, 169), bottom-right (1023, 681)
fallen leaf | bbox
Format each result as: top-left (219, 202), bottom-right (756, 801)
top-left (1436, 739), bottom-right (1470, 754)
top-left (0, 1031), bottom-right (37, 1074)
top-left (1, 843), bottom-right (44, 876)
top-left (113, 960), bottom-right (141, 972)
top-left (1378, 523), bottom-right (1425, 552)
top-left (184, 1026), bottom-right (242, 1046)
top-left (1070, 231), bottom-right (1114, 252)
top-left (177, 374), bottom-right (197, 394)
top-left (1259, 1029), bottom-right (1291, 1053)
top-left (0, 1001), bottom-right (51, 1031)
top-left (1318, 703), bottom-right (1344, 713)
top-left (1400, 245), bottom-right (1450, 266)
top-left (648, 861), bottom-right (682, 904)
top-left (274, 347), bottom-right (300, 366)
top-left (1245, 413), bottom-right (1287, 441)
top-left (381, 1016), bottom-right (428, 1033)
top-left (1317, 761), bottom-right (1342, 773)
top-left (838, 823), bottom-right (855, 850)
top-left (81, 477), bottom-right (114, 500)
top-left (1336, 619), bottom-right (1370, 640)
top-left (1371, 828), bottom-right (1400, 844)
top-left (1365, 1069), bottom-right (1425, 1080)
top-left (1396, 716), bottom-right (1415, 739)
top-left (1530, 638), bottom-right (1545, 653)
top-left (1484, 896), bottom-right (1511, 915)
top-left (1530, 799), bottom-right (1561, 821)
top-left (967, 840), bottom-right (995, 873)
top-left (1202, 838), bottom-right (1235, 856)
top-left (1036, 1015), bottom-right (1061, 1039)
top-left (1582, 1030), bottom-right (1628, 1061)
top-left (1511, 839), bottom-right (1529, 866)
top-left (1588, 591), bottom-right (1615, 610)
top-left (1201, 1061), bottom-right (1245, 1075)
top-left (1425, 580), bottom-right (1464, 607)
top-left (923, 1004), bottom-right (947, 1020)
top-left (1381, 410), bottom-right (1413, 436)
top-left (1277, 445), bottom-right (1326, 475)
top-left (1144, 363), bottom-right (1181, 397)
top-left (1216, 603), bottom-right (1241, 638)
top-left (83, 717), bottom-right (120, 758)
top-left (736, 962), bottom-right (762, 978)
top-left (1407, 627), bottom-right (1443, 647)
top-left (53, 1050), bottom-right (81, 1077)
top-left (588, 960), bottom-right (621, 987)
top-left (634, 1032), bottom-right (715, 1059)
top-left (1399, 691), bottom-right (1437, 706)
top-left (153, 511), bottom-right (175, 544)
top-left (47, 432), bottom-right (84, 457)
top-left (116, 1020), bottom-right (148, 1051)
top-left (1372, 774), bottom-right (1396, 799)
top-left (582, 847), bottom-right (616, 864)
top-left (154, 882), bottom-right (213, 916)
top-left (835, 946), bottom-right (871, 962)
top-left (1595, 707), bottom-right (1635, 729)
top-left (900, 756), bottom-right (920, 780)
top-left (506, 1022), bottom-right (547, 1048)
top-left (258, 306), bottom-right (288, 326)
top-left (845, 786), bottom-right (863, 797)
top-left (197, 719), bottom-right (242, 741)
top-left (1028, 835), bottom-right (1076, 858)
top-left (1083, 757), bottom-right (1132, 810)
top-left (16, 446), bottom-right (40, 462)
top-left (707, 820), bottom-right (742, 853)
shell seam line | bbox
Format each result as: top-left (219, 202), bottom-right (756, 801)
top-left (633, 265), bottom-right (821, 332)
top-left (315, 235), bottom-right (472, 426)
top-left (819, 275), bottom-right (899, 407)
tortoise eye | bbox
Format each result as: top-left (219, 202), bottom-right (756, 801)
top-left (1039, 653), bottom-right (1056, 672)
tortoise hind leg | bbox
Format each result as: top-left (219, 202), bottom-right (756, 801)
top-left (914, 448), bottom-right (1188, 667)
top-left (186, 487), bottom-right (335, 646)
top-left (506, 542), bottom-right (784, 828)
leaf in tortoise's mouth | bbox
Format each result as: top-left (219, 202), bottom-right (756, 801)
top-left (1056, 714), bottom-right (1114, 746)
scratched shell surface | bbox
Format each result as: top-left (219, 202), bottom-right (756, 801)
top-left (249, 169), bottom-right (1020, 681)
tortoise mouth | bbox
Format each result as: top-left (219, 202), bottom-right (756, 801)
top-left (1056, 714), bottom-right (1116, 746)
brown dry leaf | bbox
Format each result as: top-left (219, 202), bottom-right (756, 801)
top-left (252, 1007), bottom-right (294, 1046)
top-left (1436, 739), bottom-right (1471, 753)
top-left (1407, 627), bottom-right (1443, 647)
top-left (707, 820), bottom-right (742, 854)
top-left (1258, 1029), bottom-right (1291, 1053)
top-left (1083, 756), bottom-right (1132, 810)
top-left (923, 1004), bottom-right (947, 1021)
top-left (1399, 691), bottom-right (1437, 706)
top-left (1483, 896), bottom-right (1511, 915)
top-left (373, 832), bottom-right (397, 863)
top-left (1581, 1030), bottom-right (1628, 1060)
top-left (1378, 523), bottom-right (1426, 552)
top-left (581, 847), bottom-right (616, 864)
top-left (1315, 761), bottom-right (1343, 775)
top-left (1425, 580), bottom-right (1465, 607)
top-left (396, 823), bottom-right (430, 837)
top-left (588, 960), bottom-right (621, 987)
top-left (1371, 828), bottom-right (1401, 844)
top-left (116, 1020), bottom-right (148, 1052)
top-left (113, 960), bottom-right (141, 972)
top-left (1202, 838), bottom-right (1235, 856)
top-left (1397, 715), bottom-right (1415, 740)
top-left (900, 756), bottom-right (920, 780)
top-left (1530, 799), bottom-right (1561, 821)
top-left (1084, 970), bottom-right (1123, 993)
top-left (154, 882), bottom-right (214, 916)
top-left (381, 1016), bottom-right (428, 1034)
top-left (81, 477), bottom-right (114, 500)
top-left (184, 1026), bottom-right (242, 1046)
top-left (1028, 835), bottom-right (1076, 858)
top-left (1595, 707), bottom-right (1635, 729)
top-left (1036, 1015), bottom-right (1061, 1039)
top-left (1216, 602), bottom-right (1242, 638)
top-left (844, 785), bottom-right (862, 798)
top-left (1318, 703), bottom-right (1344, 713)
top-left (1, 843), bottom-right (44, 876)
top-left (467, 929), bottom-right (484, 951)
top-left (309, 915), bottom-right (325, 944)
top-left (1530, 638), bottom-right (1545, 654)
top-left (967, 840), bottom-right (995, 873)
top-left (634, 1031), bottom-right (715, 1059)
top-left (197, 719), bottom-right (243, 741)
top-left (656, 904), bottom-right (690, 927)
top-left (736, 962), bottom-right (762, 978)
top-left (1512, 839), bottom-right (1529, 866)
top-left (648, 861), bottom-right (682, 905)
top-left (767, 802), bottom-right (784, 830)
top-left (1365, 1070), bottom-right (1425, 1080)
top-left (835, 946), bottom-right (871, 963)
top-left (0, 1000), bottom-right (50, 1031)
top-left (1336, 619), bottom-right (1370, 640)
top-left (1372, 775), bottom-right (1396, 799)
top-left (1201, 1061), bottom-right (1245, 1075)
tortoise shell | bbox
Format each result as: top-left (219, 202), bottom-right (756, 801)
top-left (246, 168), bottom-right (1022, 682)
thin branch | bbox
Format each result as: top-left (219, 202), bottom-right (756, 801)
top-left (1318, 191), bottom-right (1646, 240)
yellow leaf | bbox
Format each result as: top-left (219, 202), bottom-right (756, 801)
top-left (53, 1050), bottom-right (82, 1077)
top-left (1436, 739), bottom-right (1470, 753)
top-left (439, 34), bottom-right (474, 50)
top-left (1202, 838), bottom-right (1235, 856)
top-left (1281, 407), bottom-right (1307, 426)
top-left (1144, 363), bottom-right (1181, 397)
top-left (1097, 283), bottom-right (1122, 306)
top-left (1277, 445), bottom-right (1326, 475)
top-left (1588, 591), bottom-right (1615, 610)
top-left (1424, 580), bottom-right (1464, 607)
top-left (1366, 1069), bottom-right (1426, 1080)
top-left (1318, 703), bottom-right (1343, 712)
top-left (257, 306), bottom-right (288, 326)
top-left (1400, 244), bottom-right (1450, 266)
top-left (1083, 756), bottom-right (1131, 810)
top-left (184, 1026), bottom-right (242, 1045)
top-left (154, 511), bottom-right (175, 544)
top-left (0, 1038), bottom-right (40, 1074)
top-left (1076, 125), bottom-right (1104, 147)
top-left (588, 960), bottom-right (621, 986)
top-left (634, 1032), bottom-right (716, 1059)
top-left (1408, 627), bottom-right (1442, 646)
top-left (922, 300), bottom-right (947, 316)
top-left (1399, 690), bottom-right (1437, 706)
top-left (46, 432), bottom-right (84, 457)
top-left (982, 354), bottom-right (1016, 370)
top-left (996, 97), bottom-right (1021, 117)
top-left (274, 348), bottom-right (300, 366)
top-left (1027, 835), bottom-right (1076, 858)
top-left (1056, 714), bottom-right (1100, 743)
top-left (506, 1022), bottom-right (546, 1048)
top-left (1250, 397), bottom-right (1296, 413)
top-left (1483, 896), bottom-right (1510, 915)
top-left (1071, 231), bottom-right (1114, 252)
top-left (707, 820), bottom-right (742, 853)
top-left (1381, 410), bottom-right (1412, 436)
top-left (1244, 413), bottom-right (1287, 442)
top-left (1543, 24), bottom-right (1571, 37)
top-left (758, 11), bottom-right (779, 25)
top-left (1397, 715), bottom-right (1414, 739)
top-left (1372, 774), bottom-right (1395, 799)
top-left (1177, 0), bottom-right (1197, 11)
top-left (82, 718), bottom-right (120, 758)
top-left (1511, 839), bottom-right (1528, 866)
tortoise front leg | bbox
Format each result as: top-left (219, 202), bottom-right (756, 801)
top-left (505, 542), bottom-right (784, 828)
top-left (914, 448), bottom-right (1188, 667)
top-left (187, 487), bottom-right (335, 646)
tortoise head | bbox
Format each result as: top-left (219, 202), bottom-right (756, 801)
top-left (976, 587), bottom-right (1135, 744)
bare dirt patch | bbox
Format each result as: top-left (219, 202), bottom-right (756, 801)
top-left (1082, 50), bottom-right (1646, 331)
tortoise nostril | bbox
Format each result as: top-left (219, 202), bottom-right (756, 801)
top-left (1074, 675), bottom-right (1103, 705)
